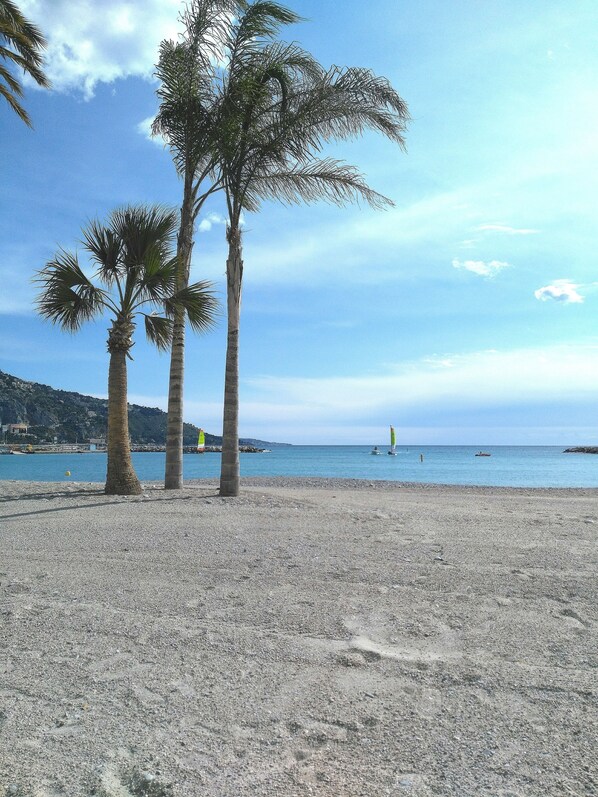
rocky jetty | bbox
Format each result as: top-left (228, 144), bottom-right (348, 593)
top-left (563, 446), bottom-right (598, 454)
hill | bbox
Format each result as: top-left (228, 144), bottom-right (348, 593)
top-left (0, 370), bottom-right (281, 448)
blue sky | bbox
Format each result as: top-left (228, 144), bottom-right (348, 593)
top-left (1, 0), bottom-right (597, 444)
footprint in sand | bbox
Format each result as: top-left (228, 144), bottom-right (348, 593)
top-left (559, 608), bottom-right (589, 629)
top-left (96, 764), bottom-right (173, 797)
top-left (87, 653), bottom-right (149, 682)
top-left (395, 772), bottom-right (433, 795)
top-left (344, 616), bottom-right (461, 664)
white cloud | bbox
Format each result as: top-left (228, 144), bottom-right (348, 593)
top-left (19, 0), bottom-right (181, 97)
top-left (534, 280), bottom-right (584, 304)
top-left (125, 344), bottom-right (598, 444)
top-left (477, 224), bottom-right (539, 235)
top-left (237, 344), bottom-right (598, 442)
top-left (451, 258), bottom-right (511, 278)
top-left (136, 115), bottom-right (165, 147)
top-left (198, 213), bottom-right (227, 233)
top-left (241, 186), bottom-right (479, 286)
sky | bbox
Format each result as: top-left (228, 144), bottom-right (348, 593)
top-left (1, 0), bottom-right (598, 445)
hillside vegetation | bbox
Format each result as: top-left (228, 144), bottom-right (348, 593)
top-left (0, 370), bottom-right (239, 446)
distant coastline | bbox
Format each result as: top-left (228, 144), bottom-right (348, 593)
top-left (0, 443), bottom-right (271, 455)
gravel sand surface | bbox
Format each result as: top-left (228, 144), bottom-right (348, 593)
top-left (1, 478), bottom-right (597, 796)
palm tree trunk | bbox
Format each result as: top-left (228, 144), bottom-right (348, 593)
top-left (219, 225), bottom-right (243, 497)
top-left (105, 323), bottom-right (141, 495)
top-left (164, 172), bottom-right (195, 490)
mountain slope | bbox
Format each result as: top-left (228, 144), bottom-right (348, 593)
top-left (0, 370), bottom-right (281, 447)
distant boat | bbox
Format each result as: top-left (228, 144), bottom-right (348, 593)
top-left (388, 425), bottom-right (397, 455)
top-left (370, 446), bottom-right (382, 455)
top-left (197, 428), bottom-right (205, 453)
top-left (475, 451), bottom-right (491, 457)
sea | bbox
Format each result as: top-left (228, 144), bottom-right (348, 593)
top-left (0, 445), bottom-right (596, 488)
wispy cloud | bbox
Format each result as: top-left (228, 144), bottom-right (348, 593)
top-left (477, 224), bottom-right (539, 235)
top-left (534, 280), bottom-right (584, 304)
top-left (20, 0), bottom-right (181, 98)
top-left (242, 186), bottom-right (479, 286)
top-left (237, 344), bottom-right (598, 442)
top-left (451, 258), bottom-right (511, 278)
top-left (0, 264), bottom-right (37, 315)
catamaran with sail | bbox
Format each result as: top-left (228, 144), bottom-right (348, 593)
top-left (197, 428), bottom-right (205, 453)
top-left (388, 425), bottom-right (397, 455)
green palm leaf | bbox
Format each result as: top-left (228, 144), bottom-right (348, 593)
top-left (166, 280), bottom-right (220, 334)
top-left (143, 314), bottom-right (174, 352)
top-left (134, 255), bottom-right (178, 307)
top-left (0, 0), bottom-right (50, 126)
top-left (82, 220), bottom-right (123, 285)
top-left (249, 156), bottom-right (392, 209)
top-left (110, 205), bottom-right (178, 271)
top-left (36, 251), bottom-right (106, 331)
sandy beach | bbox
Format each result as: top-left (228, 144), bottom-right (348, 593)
top-left (1, 477), bottom-right (596, 797)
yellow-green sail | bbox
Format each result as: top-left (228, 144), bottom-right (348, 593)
top-left (390, 425), bottom-right (396, 452)
top-left (197, 428), bottom-right (205, 452)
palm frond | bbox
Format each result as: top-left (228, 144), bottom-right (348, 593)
top-left (109, 205), bottom-right (178, 272)
top-left (310, 66), bottom-right (410, 146)
top-left (0, 75), bottom-right (29, 125)
top-left (143, 314), bottom-right (174, 351)
top-left (0, 0), bottom-right (49, 85)
top-left (228, 0), bottom-right (302, 66)
top-left (0, 51), bottom-right (24, 91)
top-left (35, 251), bottom-right (106, 331)
top-left (153, 38), bottom-right (217, 165)
top-left (81, 219), bottom-right (123, 285)
top-left (248, 157), bottom-right (392, 210)
top-left (180, 0), bottom-right (241, 65)
top-left (165, 280), bottom-right (220, 334)
top-left (133, 255), bottom-right (178, 307)
top-left (153, 0), bottom-right (243, 172)
top-left (0, 0), bottom-right (49, 125)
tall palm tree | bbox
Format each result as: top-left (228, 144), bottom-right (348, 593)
top-left (36, 205), bottom-right (218, 496)
top-left (216, 14), bottom-right (409, 496)
top-left (0, 0), bottom-right (50, 127)
top-left (153, 0), bottom-right (243, 490)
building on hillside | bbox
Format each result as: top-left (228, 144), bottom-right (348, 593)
top-left (2, 423), bottom-right (29, 435)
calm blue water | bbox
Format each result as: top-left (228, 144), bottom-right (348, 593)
top-left (0, 446), bottom-right (595, 488)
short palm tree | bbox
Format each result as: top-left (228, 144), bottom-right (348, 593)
top-left (0, 0), bottom-right (50, 127)
top-left (36, 205), bottom-right (218, 495)
top-left (216, 12), bottom-right (409, 496)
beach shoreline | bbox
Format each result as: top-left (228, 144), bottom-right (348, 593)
top-left (1, 479), bottom-right (596, 796)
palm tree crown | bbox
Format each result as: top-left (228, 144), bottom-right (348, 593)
top-left (37, 206), bottom-right (217, 347)
top-left (0, 0), bottom-right (50, 126)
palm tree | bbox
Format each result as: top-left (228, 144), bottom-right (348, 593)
top-left (0, 0), bottom-right (50, 127)
top-left (216, 13), bottom-right (409, 496)
top-left (153, 0), bottom-right (243, 490)
top-left (154, 0), bottom-right (305, 490)
top-left (36, 205), bottom-right (218, 495)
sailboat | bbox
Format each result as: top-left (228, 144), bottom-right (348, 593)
top-left (388, 425), bottom-right (397, 455)
top-left (197, 428), bottom-right (205, 453)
